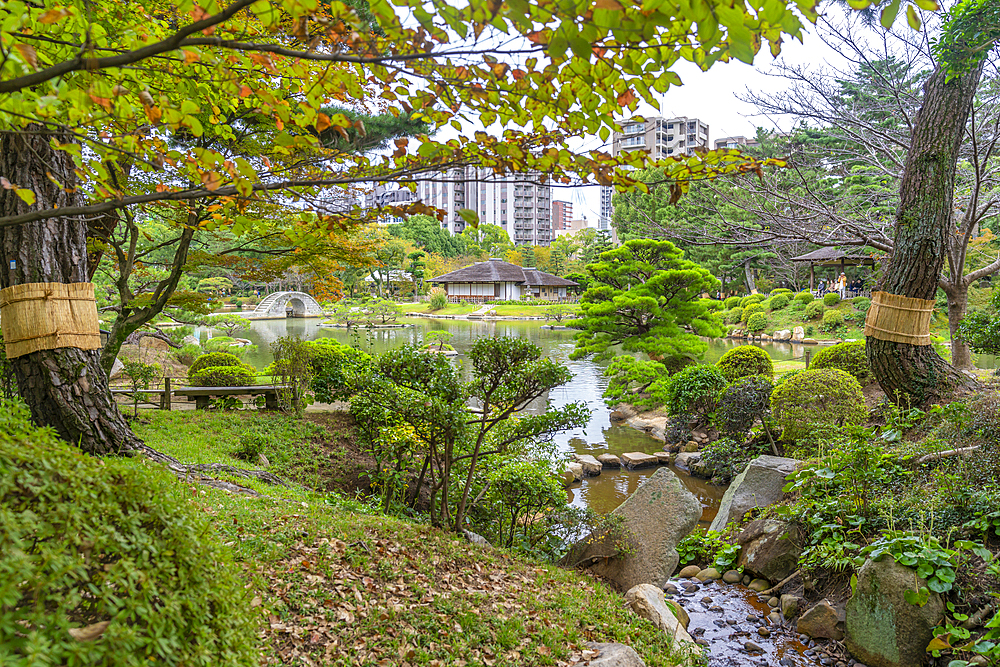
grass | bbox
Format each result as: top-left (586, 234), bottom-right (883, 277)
top-left (123, 410), bottom-right (696, 666)
top-left (401, 301), bottom-right (580, 319)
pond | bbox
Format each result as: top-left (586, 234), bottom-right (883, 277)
top-left (198, 315), bottom-right (995, 519)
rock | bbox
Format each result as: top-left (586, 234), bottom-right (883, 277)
top-left (598, 453), bottom-right (622, 469)
top-left (609, 410), bottom-right (627, 423)
top-left (689, 460), bottom-right (712, 478)
top-left (748, 579), bottom-right (770, 592)
top-left (723, 570), bottom-right (741, 584)
top-left (845, 558), bottom-right (945, 667)
top-left (625, 584), bottom-right (699, 648)
top-left (584, 642), bottom-right (647, 667)
top-left (566, 468), bottom-right (701, 590)
top-left (736, 518), bottom-right (803, 582)
top-left (682, 440), bottom-right (700, 452)
top-left (621, 452), bottom-right (660, 470)
top-left (678, 565), bottom-right (702, 578)
top-left (781, 594), bottom-right (800, 619)
top-left (653, 452), bottom-right (673, 464)
top-left (563, 462), bottom-right (584, 486)
top-left (768, 611), bottom-right (783, 625)
top-left (798, 600), bottom-right (844, 640)
top-left (758, 627), bottom-right (771, 637)
top-left (182, 334), bottom-right (200, 346)
top-left (970, 657), bottom-right (989, 667)
top-left (767, 597), bottom-right (779, 608)
top-left (744, 641), bottom-right (763, 653)
top-left (802, 338), bottom-right (819, 345)
top-left (665, 599), bottom-right (690, 629)
top-left (695, 568), bottom-right (721, 581)
top-left (709, 455), bottom-right (799, 532)
top-left (674, 452), bottom-right (702, 471)
top-left (792, 326), bottom-right (805, 341)
top-left (109, 357), bottom-right (125, 380)
top-left (761, 334), bottom-right (772, 342)
top-left (574, 454), bottom-right (603, 476)
top-left (743, 575), bottom-right (751, 585)
top-left (462, 530), bottom-right (492, 549)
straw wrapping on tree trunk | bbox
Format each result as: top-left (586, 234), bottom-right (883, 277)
top-left (0, 282), bottom-right (101, 358)
top-left (863, 291), bottom-right (935, 346)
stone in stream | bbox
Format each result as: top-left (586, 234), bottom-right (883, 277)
top-left (562, 462), bottom-right (584, 486)
top-left (744, 641), bottom-right (764, 653)
top-left (710, 455), bottom-right (799, 532)
top-left (625, 584), bottom-right (699, 649)
top-left (695, 568), bottom-right (722, 581)
top-left (767, 596), bottom-right (779, 608)
top-left (564, 467), bottom-right (701, 590)
top-left (682, 440), bottom-right (700, 452)
top-left (620, 451), bottom-right (660, 469)
top-left (583, 642), bottom-right (647, 667)
top-left (597, 453), bottom-right (622, 469)
top-left (573, 454), bottom-right (603, 476)
top-left (737, 518), bottom-right (803, 582)
top-left (748, 578), bottom-right (771, 592)
top-left (781, 594), bottom-right (800, 619)
top-left (757, 627), bottom-right (771, 637)
top-left (798, 600), bottom-right (844, 640)
top-left (767, 611), bottom-right (782, 625)
top-left (653, 451), bottom-right (673, 464)
top-left (678, 565), bottom-right (702, 578)
top-left (845, 558), bottom-right (945, 667)
top-left (674, 451), bottom-right (701, 470)
top-left (723, 570), bottom-right (741, 584)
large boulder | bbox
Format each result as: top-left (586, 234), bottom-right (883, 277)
top-left (798, 600), bottom-right (844, 640)
top-left (674, 452), bottom-right (701, 471)
top-left (566, 468), bottom-right (700, 590)
top-left (709, 455), bottom-right (798, 532)
top-left (562, 462), bottom-right (584, 486)
top-left (625, 584), bottom-right (698, 648)
top-left (737, 519), bottom-right (803, 582)
top-left (584, 642), bottom-right (646, 667)
top-left (792, 326), bottom-right (805, 342)
top-left (845, 557), bottom-right (945, 667)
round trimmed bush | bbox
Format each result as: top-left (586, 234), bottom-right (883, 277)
top-left (716, 345), bottom-right (774, 382)
top-left (740, 294), bottom-right (764, 308)
top-left (0, 399), bottom-right (257, 665)
top-left (660, 364), bottom-right (728, 417)
top-left (810, 340), bottom-right (871, 384)
top-left (794, 291), bottom-right (814, 304)
top-left (191, 364), bottom-right (256, 387)
top-left (307, 338), bottom-right (373, 402)
top-left (725, 306), bottom-right (744, 324)
top-left (770, 368), bottom-right (867, 440)
top-left (770, 288), bottom-right (793, 296)
top-left (822, 309), bottom-right (845, 331)
top-left (741, 302), bottom-right (764, 323)
top-left (768, 294), bottom-right (790, 311)
top-left (716, 375), bottom-right (775, 437)
top-left (805, 300), bottom-right (826, 320)
top-left (724, 296), bottom-right (742, 309)
top-left (853, 296), bottom-right (871, 312)
top-left (746, 312), bottom-right (768, 333)
top-left (823, 292), bottom-right (841, 306)
top-left (774, 369), bottom-right (805, 387)
top-left (188, 351), bottom-right (246, 375)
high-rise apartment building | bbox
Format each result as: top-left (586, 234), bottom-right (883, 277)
top-left (600, 115), bottom-right (711, 229)
top-left (552, 201), bottom-right (573, 230)
top-left (714, 135), bottom-right (760, 150)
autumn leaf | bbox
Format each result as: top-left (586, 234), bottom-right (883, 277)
top-left (68, 621), bottom-right (111, 642)
top-left (594, 0), bottom-right (624, 9)
top-left (37, 7), bottom-right (69, 23)
top-left (316, 113), bottom-right (332, 132)
top-left (14, 44), bottom-right (37, 69)
top-left (201, 172), bottom-right (223, 191)
top-left (15, 189), bottom-right (36, 205)
top-left (616, 89), bottom-right (636, 106)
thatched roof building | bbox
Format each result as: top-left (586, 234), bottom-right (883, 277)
top-left (429, 259), bottom-right (577, 302)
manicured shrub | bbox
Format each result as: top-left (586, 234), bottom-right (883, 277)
top-left (822, 309), bottom-right (845, 331)
top-left (172, 342), bottom-right (202, 366)
top-left (774, 369), bottom-right (804, 387)
top-left (307, 338), bottom-right (373, 402)
top-left (659, 364), bottom-right (728, 417)
top-left (725, 306), bottom-right (744, 324)
top-left (740, 294), bottom-right (764, 308)
top-left (810, 340), bottom-right (872, 384)
top-left (0, 399), bottom-right (258, 665)
top-left (188, 351), bottom-right (246, 375)
top-left (746, 312), bottom-right (768, 333)
top-left (795, 291), bottom-right (814, 304)
top-left (429, 288), bottom-right (448, 311)
top-left (770, 368), bottom-right (867, 440)
top-left (203, 335), bottom-right (237, 352)
top-left (768, 294), bottom-right (790, 311)
top-left (741, 302), bottom-right (764, 323)
top-left (716, 375), bottom-right (775, 437)
top-left (760, 298), bottom-right (772, 310)
top-left (852, 296), bottom-right (871, 312)
top-left (191, 364), bottom-right (256, 387)
top-left (724, 296), bottom-right (742, 309)
top-left (716, 344), bottom-right (774, 382)
top-left (700, 437), bottom-right (769, 482)
top-left (805, 300), bottom-right (826, 320)
top-left (823, 292), bottom-right (841, 306)
top-left (770, 288), bottom-right (794, 296)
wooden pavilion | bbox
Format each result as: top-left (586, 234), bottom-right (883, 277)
top-left (791, 247), bottom-right (877, 291)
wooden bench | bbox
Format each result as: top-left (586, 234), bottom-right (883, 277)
top-left (111, 388), bottom-right (170, 409)
top-left (172, 385), bottom-right (288, 410)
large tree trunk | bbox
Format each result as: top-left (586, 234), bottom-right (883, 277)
top-left (0, 130), bottom-right (143, 455)
top-left (867, 65), bottom-right (981, 402)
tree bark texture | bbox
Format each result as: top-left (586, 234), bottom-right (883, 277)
top-left (0, 129), bottom-right (143, 455)
top-left (867, 65), bottom-right (982, 402)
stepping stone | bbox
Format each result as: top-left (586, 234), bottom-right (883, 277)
top-left (597, 453), bottom-right (621, 469)
top-left (573, 454), bottom-right (603, 476)
top-left (621, 452), bottom-right (659, 469)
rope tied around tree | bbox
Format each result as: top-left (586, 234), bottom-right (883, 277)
top-left (0, 282), bottom-right (102, 358)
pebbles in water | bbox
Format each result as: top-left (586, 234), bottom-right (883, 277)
top-left (744, 641), bottom-right (764, 653)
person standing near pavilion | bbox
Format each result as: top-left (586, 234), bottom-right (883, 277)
top-left (838, 272), bottom-right (847, 299)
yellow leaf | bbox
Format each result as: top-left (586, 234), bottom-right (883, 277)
top-left (316, 113), bottom-right (331, 133)
top-left (926, 636), bottom-right (951, 651)
top-left (183, 50), bottom-right (200, 64)
top-left (906, 4), bottom-right (921, 30)
top-left (15, 189), bottom-right (35, 205)
top-left (14, 44), bottom-right (37, 69)
top-left (38, 8), bottom-right (69, 24)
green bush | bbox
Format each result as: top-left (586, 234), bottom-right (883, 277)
top-left (306, 338), bottom-right (373, 403)
top-left (770, 288), bottom-right (793, 296)
top-left (746, 312), bottom-right (767, 333)
top-left (190, 365), bottom-right (256, 387)
top-left (716, 375), bottom-right (775, 437)
top-left (429, 288), bottom-right (447, 311)
top-left (760, 298), bottom-right (772, 311)
top-left (725, 306), bottom-right (744, 324)
top-left (0, 399), bottom-right (257, 665)
top-left (775, 369), bottom-right (805, 387)
top-left (852, 296), bottom-right (871, 312)
top-left (701, 299), bottom-right (725, 312)
top-left (805, 325), bottom-right (815, 337)
top-left (822, 309), bottom-right (845, 331)
top-left (740, 294), bottom-right (764, 308)
top-left (811, 341), bottom-right (871, 384)
top-left (660, 364), bottom-right (728, 417)
top-left (741, 302), bottom-right (764, 323)
top-left (724, 296), bottom-right (742, 309)
top-left (716, 345), bottom-right (774, 382)
top-left (805, 300), bottom-right (825, 320)
top-left (823, 292), bottom-right (841, 306)
top-left (770, 368), bottom-right (867, 440)
top-left (795, 291), bottom-right (814, 304)
top-left (768, 294), bottom-right (790, 311)
top-left (188, 351), bottom-right (247, 376)
top-left (172, 343), bottom-right (202, 366)
top-left (701, 437), bottom-right (769, 482)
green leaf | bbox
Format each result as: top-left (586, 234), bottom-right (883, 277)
top-left (457, 208), bottom-right (480, 226)
top-left (906, 5), bottom-right (921, 30)
top-left (15, 188), bottom-right (35, 205)
top-left (880, 0), bottom-right (900, 26)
